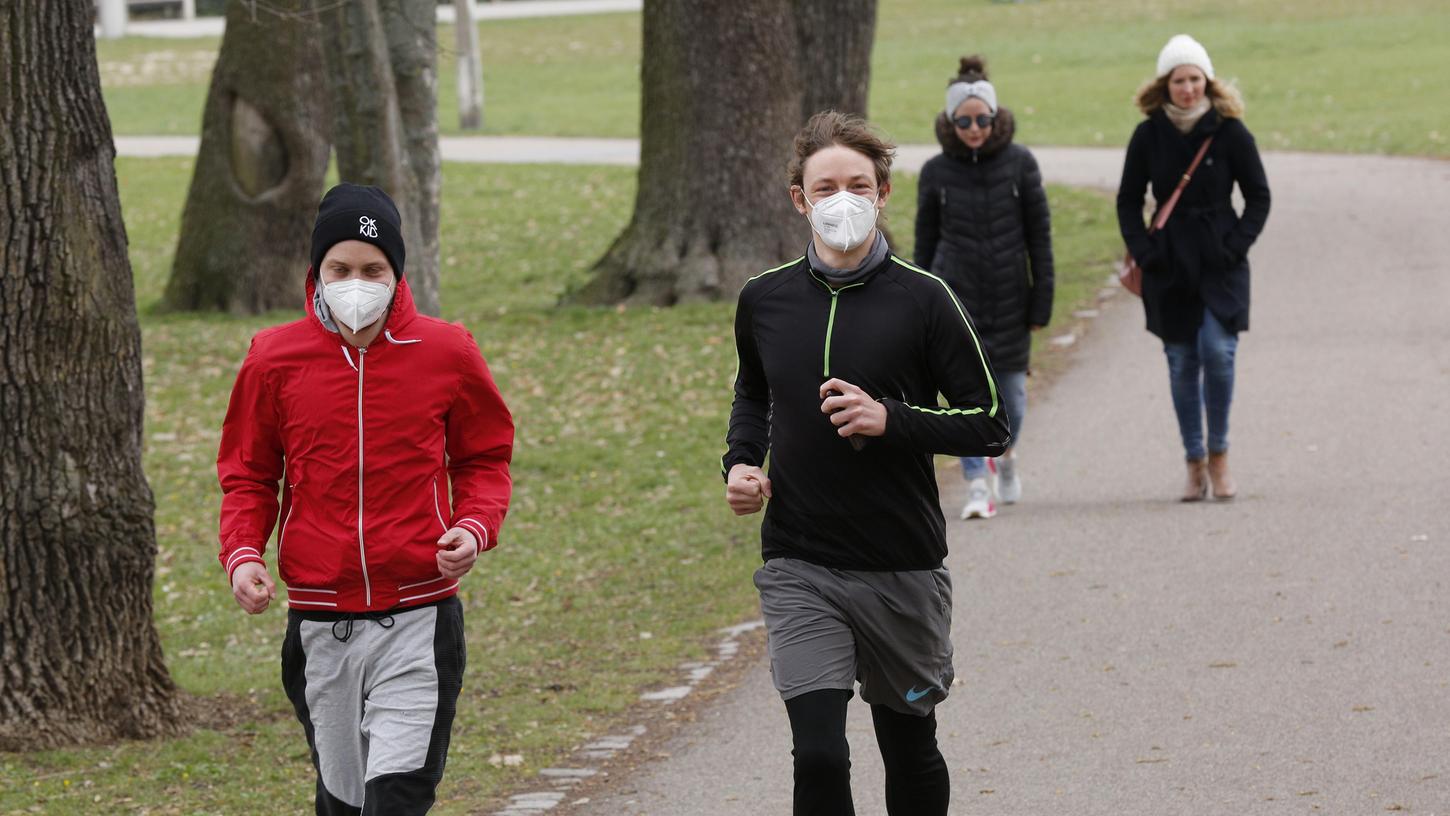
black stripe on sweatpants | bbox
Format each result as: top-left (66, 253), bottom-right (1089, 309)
top-left (282, 610), bottom-right (356, 816)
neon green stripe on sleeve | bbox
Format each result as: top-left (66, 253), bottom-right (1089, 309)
top-left (747, 256), bottom-right (805, 284)
top-left (889, 256), bottom-right (1000, 417)
top-left (903, 404), bottom-right (985, 416)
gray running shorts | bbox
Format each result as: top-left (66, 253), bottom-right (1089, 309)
top-left (753, 557), bottom-right (954, 716)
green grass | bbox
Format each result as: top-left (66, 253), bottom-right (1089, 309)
top-left (872, 0), bottom-right (1450, 155)
top-left (435, 13), bottom-right (642, 139)
top-left (98, 0), bottom-right (1450, 155)
top-left (0, 158), bottom-right (1121, 813)
top-left (95, 36), bottom-right (218, 137)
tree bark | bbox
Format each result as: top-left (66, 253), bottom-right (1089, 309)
top-left (792, 0), bottom-right (877, 120)
top-left (575, 0), bottom-right (879, 305)
top-left (163, 0), bottom-right (332, 314)
top-left (318, 0), bottom-right (443, 317)
top-left (0, 0), bottom-right (186, 751)
top-left (453, 0), bottom-right (485, 130)
top-left (572, 0), bottom-right (806, 305)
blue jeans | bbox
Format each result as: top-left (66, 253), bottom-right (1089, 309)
top-left (961, 369), bottom-right (1027, 480)
top-left (1163, 308), bottom-right (1238, 461)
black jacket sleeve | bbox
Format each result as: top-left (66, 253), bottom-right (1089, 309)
top-left (1223, 122), bottom-right (1271, 261)
top-left (913, 160), bottom-right (942, 271)
top-left (1020, 149), bottom-right (1055, 328)
top-left (1116, 122), bottom-right (1160, 267)
top-left (880, 279), bottom-right (1012, 457)
top-left (722, 286), bottom-right (770, 479)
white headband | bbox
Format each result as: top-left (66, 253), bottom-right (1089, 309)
top-left (945, 80), bottom-right (997, 116)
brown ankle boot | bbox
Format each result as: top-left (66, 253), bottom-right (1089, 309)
top-left (1207, 451), bottom-right (1236, 500)
top-left (1182, 458), bottom-right (1208, 502)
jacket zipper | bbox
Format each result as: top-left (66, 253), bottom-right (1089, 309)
top-left (278, 483), bottom-right (297, 567)
top-left (432, 476), bottom-right (447, 533)
top-left (820, 277), bottom-right (868, 377)
top-left (356, 346), bottom-right (373, 606)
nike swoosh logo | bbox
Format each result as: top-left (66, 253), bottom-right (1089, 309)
top-left (904, 686), bottom-right (934, 703)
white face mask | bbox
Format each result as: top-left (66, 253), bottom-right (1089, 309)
top-left (322, 278), bottom-right (393, 332)
top-left (804, 189), bottom-right (880, 252)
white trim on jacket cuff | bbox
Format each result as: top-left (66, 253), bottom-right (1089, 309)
top-left (225, 547), bottom-right (265, 582)
top-left (455, 518), bottom-right (491, 552)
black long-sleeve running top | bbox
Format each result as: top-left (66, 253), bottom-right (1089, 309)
top-left (723, 250), bottom-right (1011, 571)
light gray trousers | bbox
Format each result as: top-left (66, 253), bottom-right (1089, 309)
top-left (282, 597), bottom-right (465, 815)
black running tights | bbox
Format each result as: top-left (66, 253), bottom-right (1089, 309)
top-left (783, 689), bottom-right (949, 816)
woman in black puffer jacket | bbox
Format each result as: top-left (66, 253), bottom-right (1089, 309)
top-left (1117, 34), bottom-right (1270, 502)
top-left (915, 55), bottom-right (1054, 521)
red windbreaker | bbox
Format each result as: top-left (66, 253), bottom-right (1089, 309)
top-left (217, 275), bottom-right (513, 612)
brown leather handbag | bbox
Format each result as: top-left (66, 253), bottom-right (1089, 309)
top-left (1120, 135), bottom-right (1215, 297)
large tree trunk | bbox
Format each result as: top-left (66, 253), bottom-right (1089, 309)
top-left (163, 0), bottom-right (332, 314)
top-left (318, 0), bottom-right (443, 317)
top-left (0, 0), bottom-right (185, 750)
top-left (575, 0), bottom-right (878, 305)
top-left (792, 0), bottom-right (877, 119)
top-left (572, 0), bottom-right (806, 305)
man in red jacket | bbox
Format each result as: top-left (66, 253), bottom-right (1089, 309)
top-left (217, 183), bottom-right (513, 814)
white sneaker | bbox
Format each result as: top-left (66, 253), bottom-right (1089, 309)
top-left (960, 478), bottom-right (996, 520)
top-left (997, 454), bottom-right (1021, 505)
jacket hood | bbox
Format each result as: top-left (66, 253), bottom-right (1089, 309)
top-left (304, 268), bottom-right (419, 341)
top-left (935, 105), bottom-right (1016, 161)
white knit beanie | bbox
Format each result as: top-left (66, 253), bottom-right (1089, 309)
top-left (1156, 34), bottom-right (1214, 80)
top-left (945, 80), bottom-right (997, 116)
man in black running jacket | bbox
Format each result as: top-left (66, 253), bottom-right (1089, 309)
top-left (722, 111), bottom-right (1011, 816)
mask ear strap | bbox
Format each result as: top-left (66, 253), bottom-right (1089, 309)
top-left (314, 279), bottom-right (339, 333)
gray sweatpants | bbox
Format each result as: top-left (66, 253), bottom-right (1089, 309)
top-left (281, 597), bottom-right (465, 815)
top-left (754, 557), bottom-right (954, 717)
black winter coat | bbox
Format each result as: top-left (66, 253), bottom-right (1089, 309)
top-left (1116, 108), bottom-right (1271, 343)
top-left (914, 108), bottom-right (1054, 373)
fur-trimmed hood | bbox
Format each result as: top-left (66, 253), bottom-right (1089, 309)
top-left (934, 106), bottom-right (1016, 162)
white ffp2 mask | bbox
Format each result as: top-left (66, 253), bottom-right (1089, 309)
top-left (323, 279), bottom-right (393, 332)
top-left (804, 189), bottom-right (879, 252)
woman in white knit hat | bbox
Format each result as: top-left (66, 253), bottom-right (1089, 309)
top-left (1116, 34), bottom-right (1271, 501)
top-left (915, 55), bottom-right (1055, 520)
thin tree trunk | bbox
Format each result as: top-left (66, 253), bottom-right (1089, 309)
top-left (97, 0), bottom-right (126, 38)
top-left (572, 0), bottom-right (804, 305)
top-left (163, 0), bottom-right (332, 314)
top-left (575, 0), bottom-right (879, 304)
top-left (0, 0), bottom-right (185, 751)
top-left (453, 0), bottom-right (485, 130)
top-left (318, 0), bottom-right (442, 317)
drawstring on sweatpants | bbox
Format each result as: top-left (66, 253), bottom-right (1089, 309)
top-left (331, 613), bottom-right (396, 642)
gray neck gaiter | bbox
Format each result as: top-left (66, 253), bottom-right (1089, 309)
top-left (807, 231), bottom-right (888, 287)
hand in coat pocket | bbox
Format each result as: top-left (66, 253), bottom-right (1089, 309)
top-left (1219, 241), bottom-right (1243, 268)
top-left (1139, 232), bottom-right (1169, 274)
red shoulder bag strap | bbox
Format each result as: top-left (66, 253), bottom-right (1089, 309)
top-left (1150, 135), bottom-right (1215, 232)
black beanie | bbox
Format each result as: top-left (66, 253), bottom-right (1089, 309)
top-left (310, 183), bottom-right (406, 279)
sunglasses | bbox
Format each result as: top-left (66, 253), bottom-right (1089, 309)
top-left (953, 113), bottom-right (995, 131)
